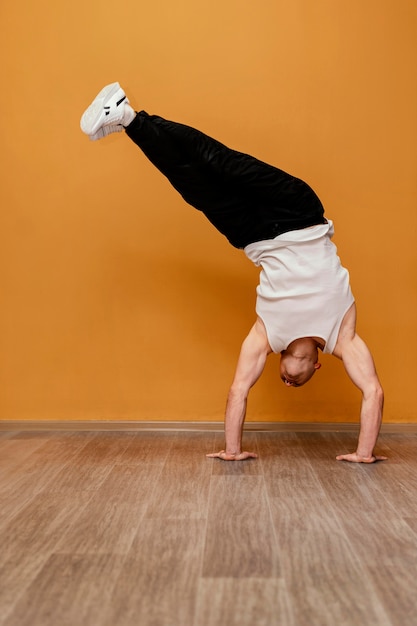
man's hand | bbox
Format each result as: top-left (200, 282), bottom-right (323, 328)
top-left (206, 450), bottom-right (258, 461)
top-left (336, 452), bottom-right (388, 463)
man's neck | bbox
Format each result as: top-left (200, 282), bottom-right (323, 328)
top-left (286, 337), bottom-right (323, 359)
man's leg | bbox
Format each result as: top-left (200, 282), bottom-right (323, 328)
top-left (125, 111), bottom-right (230, 210)
top-left (125, 111), bottom-right (324, 219)
top-left (81, 83), bottom-right (326, 247)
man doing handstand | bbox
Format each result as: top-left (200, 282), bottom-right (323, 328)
top-left (80, 82), bottom-right (386, 463)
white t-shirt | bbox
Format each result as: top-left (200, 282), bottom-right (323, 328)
top-left (244, 220), bottom-right (354, 354)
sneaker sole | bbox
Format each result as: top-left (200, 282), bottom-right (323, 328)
top-left (80, 82), bottom-right (123, 135)
top-left (88, 125), bottom-right (124, 141)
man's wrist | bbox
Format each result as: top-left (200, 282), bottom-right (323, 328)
top-left (355, 450), bottom-right (374, 461)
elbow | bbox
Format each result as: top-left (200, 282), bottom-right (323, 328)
top-left (377, 384), bottom-right (384, 408)
top-left (364, 382), bottom-right (384, 406)
top-left (375, 382), bottom-right (384, 403)
top-left (228, 384), bottom-right (249, 403)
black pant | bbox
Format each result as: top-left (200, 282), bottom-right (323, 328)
top-left (125, 111), bottom-right (326, 249)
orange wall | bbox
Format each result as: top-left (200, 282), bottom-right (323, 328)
top-left (1, 0), bottom-right (416, 423)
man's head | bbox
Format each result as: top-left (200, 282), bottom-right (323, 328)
top-left (279, 339), bottom-right (322, 387)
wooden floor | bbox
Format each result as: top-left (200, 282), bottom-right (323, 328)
top-left (0, 429), bottom-right (416, 626)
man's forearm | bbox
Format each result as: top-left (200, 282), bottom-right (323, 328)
top-left (224, 389), bottom-right (248, 454)
top-left (356, 387), bottom-right (384, 459)
top-left (217, 320), bottom-right (270, 459)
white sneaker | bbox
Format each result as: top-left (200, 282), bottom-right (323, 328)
top-left (80, 82), bottom-right (134, 141)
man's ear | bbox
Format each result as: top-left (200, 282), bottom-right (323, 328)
top-left (314, 362), bottom-right (322, 370)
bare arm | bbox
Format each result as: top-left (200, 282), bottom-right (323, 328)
top-left (333, 307), bottom-right (386, 462)
top-left (206, 318), bottom-right (271, 461)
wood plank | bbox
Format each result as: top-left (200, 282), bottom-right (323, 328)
top-left (0, 437), bottom-right (49, 470)
top-left (117, 430), bottom-right (178, 465)
top-left (0, 487), bottom-right (38, 532)
top-left (2, 554), bottom-right (125, 626)
top-left (259, 433), bottom-right (392, 625)
top-left (0, 432), bottom-right (96, 499)
top-left (28, 431), bottom-right (97, 463)
top-left (0, 457), bottom-right (74, 531)
top-left (257, 432), bottom-right (323, 498)
top-left (403, 517), bottom-right (417, 537)
top-left (272, 522), bottom-right (392, 626)
top-left (44, 460), bottom-right (113, 494)
top-left (313, 432), bottom-right (417, 516)
top-left (376, 433), bottom-right (417, 468)
top-left (0, 456), bottom-right (66, 497)
top-left (54, 463), bottom-right (163, 555)
top-left (143, 432), bottom-right (215, 520)
top-left (40, 430), bottom-right (134, 495)
top-left (0, 433), bottom-right (97, 531)
top-left (195, 578), bottom-right (295, 626)
top-left (313, 433), bottom-right (417, 624)
top-left (202, 474), bottom-right (280, 578)
top-left (0, 491), bottom-right (93, 621)
top-left (99, 518), bottom-right (206, 626)
top-left (67, 431), bottom-right (134, 465)
top-left (349, 456), bottom-right (417, 516)
top-left (287, 430), bottom-right (392, 471)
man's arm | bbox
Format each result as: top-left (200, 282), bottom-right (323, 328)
top-left (206, 318), bottom-right (271, 461)
top-left (333, 308), bottom-right (386, 463)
